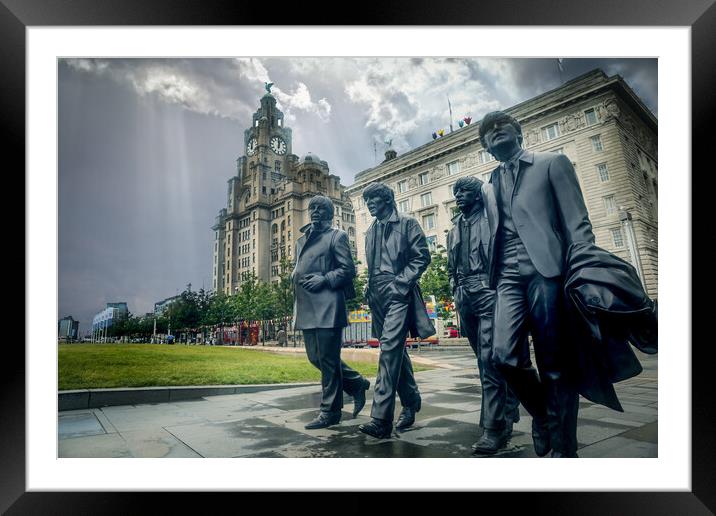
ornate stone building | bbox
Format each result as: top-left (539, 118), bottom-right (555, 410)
top-left (346, 69), bottom-right (658, 299)
top-left (212, 89), bottom-right (356, 295)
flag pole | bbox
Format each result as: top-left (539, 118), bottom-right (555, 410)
top-left (447, 96), bottom-right (454, 133)
top-left (557, 58), bottom-right (565, 84)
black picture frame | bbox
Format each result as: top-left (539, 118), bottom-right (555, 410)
top-left (4, 0), bottom-right (712, 513)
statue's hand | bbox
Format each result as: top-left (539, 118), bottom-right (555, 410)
top-left (301, 274), bottom-right (326, 292)
top-left (388, 282), bottom-right (408, 302)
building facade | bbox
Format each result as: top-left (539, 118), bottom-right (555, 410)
top-left (58, 316), bottom-right (79, 341)
top-left (154, 295), bottom-right (180, 316)
top-left (212, 90), bottom-right (356, 295)
top-left (346, 70), bottom-right (658, 299)
top-left (91, 302), bottom-right (129, 342)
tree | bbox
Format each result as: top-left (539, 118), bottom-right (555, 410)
top-left (346, 259), bottom-right (369, 312)
top-left (231, 272), bottom-right (275, 321)
top-left (272, 257), bottom-right (294, 319)
top-left (420, 245), bottom-right (452, 304)
top-left (164, 285), bottom-right (206, 337)
top-left (204, 292), bottom-right (233, 326)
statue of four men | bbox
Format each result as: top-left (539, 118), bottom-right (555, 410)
top-left (292, 110), bottom-right (654, 457)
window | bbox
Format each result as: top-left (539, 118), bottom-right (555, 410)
top-left (275, 161), bottom-right (281, 172)
top-left (420, 192), bottom-right (432, 207)
top-left (591, 134), bottom-right (603, 152)
top-left (541, 123), bottom-right (560, 141)
top-left (447, 161), bottom-right (460, 175)
top-left (478, 150), bottom-right (494, 164)
top-left (597, 163), bottom-right (610, 182)
top-left (397, 180), bottom-right (408, 193)
top-left (262, 186), bottom-right (267, 194)
top-left (585, 108), bottom-right (598, 126)
top-left (422, 213), bottom-right (436, 230)
top-left (603, 195), bottom-right (617, 215)
top-left (426, 235), bottom-right (437, 253)
top-left (418, 172), bottom-right (430, 186)
top-left (398, 199), bottom-right (411, 213)
top-left (611, 228), bottom-right (625, 248)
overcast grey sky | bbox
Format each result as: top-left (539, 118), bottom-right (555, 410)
top-left (58, 57), bottom-right (657, 334)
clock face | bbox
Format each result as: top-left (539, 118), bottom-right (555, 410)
top-left (270, 136), bottom-right (287, 155)
top-left (246, 137), bottom-right (258, 156)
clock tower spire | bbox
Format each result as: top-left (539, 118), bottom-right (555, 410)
top-left (212, 84), bottom-right (355, 297)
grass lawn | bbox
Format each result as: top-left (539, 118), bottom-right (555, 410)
top-left (58, 343), bottom-right (430, 390)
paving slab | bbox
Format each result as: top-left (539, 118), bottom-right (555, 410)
top-left (58, 349), bottom-right (658, 459)
top-left (118, 428), bottom-right (203, 458)
top-left (165, 417), bottom-right (324, 458)
top-left (58, 411), bottom-right (106, 440)
top-left (58, 432), bottom-right (132, 458)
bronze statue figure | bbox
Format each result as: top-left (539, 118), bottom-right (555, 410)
top-left (447, 176), bottom-right (521, 454)
top-left (293, 195), bottom-right (370, 429)
top-left (358, 183), bottom-right (434, 439)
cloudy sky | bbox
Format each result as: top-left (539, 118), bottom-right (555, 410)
top-left (58, 57), bottom-right (657, 333)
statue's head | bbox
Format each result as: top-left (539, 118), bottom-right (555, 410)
top-left (362, 183), bottom-right (397, 220)
top-left (308, 195), bottom-right (334, 222)
top-left (452, 176), bottom-right (484, 213)
top-left (479, 111), bottom-right (523, 159)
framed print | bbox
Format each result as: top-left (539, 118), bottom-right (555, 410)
top-left (5, 0), bottom-right (712, 512)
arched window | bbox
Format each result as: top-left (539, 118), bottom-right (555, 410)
top-left (272, 224), bottom-right (278, 234)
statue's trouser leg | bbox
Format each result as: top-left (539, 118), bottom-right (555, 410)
top-left (459, 287), bottom-right (512, 431)
top-left (492, 242), bottom-right (578, 456)
top-left (304, 328), bottom-right (343, 414)
top-left (369, 276), bottom-right (419, 423)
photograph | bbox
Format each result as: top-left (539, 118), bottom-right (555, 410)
top-left (56, 56), bottom-right (659, 461)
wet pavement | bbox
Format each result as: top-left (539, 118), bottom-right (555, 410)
top-left (58, 348), bottom-right (657, 458)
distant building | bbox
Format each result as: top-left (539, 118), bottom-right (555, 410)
top-left (211, 89), bottom-right (356, 295)
top-left (154, 295), bottom-right (181, 316)
top-left (91, 302), bottom-right (129, 342)
top-left (106, 302), bottom-right (129, 319)
top-left (346, 69), bottom-right (658, 299)
top-left (58, 316), bottom-right (79, 341)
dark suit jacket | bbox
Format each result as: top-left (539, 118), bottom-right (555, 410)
top-left (487, 150), bottom-right (595, 286)
top-left (292, 224), bottom-right (355, 330)
top-left (446, 207), bottom-right (491, 309)
top-left (365, 210), bottom-right (435, 339)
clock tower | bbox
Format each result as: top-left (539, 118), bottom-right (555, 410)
top-left (212, 86), bottom-right (356, 297)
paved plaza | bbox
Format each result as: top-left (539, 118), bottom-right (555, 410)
top-left (58, 348), bottom-right (657, 458)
